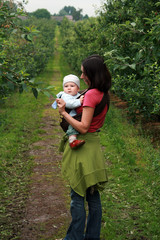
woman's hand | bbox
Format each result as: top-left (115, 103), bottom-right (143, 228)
top-left (56, 98), bottom-right (66, 115)
top-left (56, 98), bottom-right (94, 134)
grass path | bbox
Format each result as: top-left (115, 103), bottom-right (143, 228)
top-left (0, 27), bottom-right (71, 240)
top-left (20, 28), bottom-right (72, 239)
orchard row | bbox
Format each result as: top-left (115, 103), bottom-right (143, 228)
top-left (60, 0), bottom-right (160, 120)
top-left (0, 1), bottom-right (56, 100)
top-left (1, 0), bottom-right (159, 120)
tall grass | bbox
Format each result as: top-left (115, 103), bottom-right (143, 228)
top-left (100, 105), bottom-right (160, 240)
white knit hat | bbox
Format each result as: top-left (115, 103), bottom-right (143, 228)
top-left (63, 74), bottom-right (80, 88)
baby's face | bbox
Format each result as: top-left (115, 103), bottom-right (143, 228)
top-left (64, 82), bottom-right (79, 96)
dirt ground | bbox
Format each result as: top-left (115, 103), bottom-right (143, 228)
top-left (19, 31), bottom-right (72, 239)
top-left (20, 101), bottom-right (71, 239)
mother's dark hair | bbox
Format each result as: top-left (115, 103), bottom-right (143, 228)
top-left (82, 54), bottom-right (112, 93)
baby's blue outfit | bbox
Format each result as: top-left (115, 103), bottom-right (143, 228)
top-left (52, 91), bottom-right (81, 136)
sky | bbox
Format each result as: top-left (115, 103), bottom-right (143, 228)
top-left (24, 0), bottom-right (104, 17)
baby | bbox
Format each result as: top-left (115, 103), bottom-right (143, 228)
top-left (52, 74), bottom-right (85, 149)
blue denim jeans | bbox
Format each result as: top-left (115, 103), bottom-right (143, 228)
top-left (64, 188), bottom-right (102, 240)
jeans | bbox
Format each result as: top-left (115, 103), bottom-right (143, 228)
top-left (66, 124), bottom-right (79, 136)
top-left (64, 188), bottom-right (102, 240)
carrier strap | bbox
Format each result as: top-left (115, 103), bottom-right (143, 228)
top-left (77, 89), bottom-right (110, 116)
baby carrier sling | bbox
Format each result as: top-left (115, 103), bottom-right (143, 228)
top-left (60, 89), bottom-right (110, 132)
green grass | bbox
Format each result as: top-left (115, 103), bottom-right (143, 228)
top-left (100, 105), bottom-right (160, 240)
top-left (0, 57), bottom-right (56, 239)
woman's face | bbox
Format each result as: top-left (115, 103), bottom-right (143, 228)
top-left (80, 65), bottom-right (91, 86)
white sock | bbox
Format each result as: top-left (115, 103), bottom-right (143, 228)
top-left (69, 135), bottom-right (77, 143)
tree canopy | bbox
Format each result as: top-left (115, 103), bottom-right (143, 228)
top-left (0, 1), bottom-right (56, 100)
top-left (60, 0), bottom-right (160, 120)
top-left (31, 8), bottom-right (51, 19)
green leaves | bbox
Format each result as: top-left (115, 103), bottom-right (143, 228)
top-left (131, 22), bottom-right (136, 27)
top-left (59, 0), bottom-right (159, 120)
top-left (100, 0), bottom-right (160, 120)
top-left (0, 1), bottom-right (57, 101)
top-left (128, 63), bottom-right (136, 70)
top-left (32, 88), bottom-right (38, 98)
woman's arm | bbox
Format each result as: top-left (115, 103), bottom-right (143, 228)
top-left (56, 98), bottom-right (94, 134)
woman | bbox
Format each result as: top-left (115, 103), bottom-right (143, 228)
top-left (56, 54), bottom-right (112, 240)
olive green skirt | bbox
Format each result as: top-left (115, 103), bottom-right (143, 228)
top-left (61, 132), bottom-right (108, 197)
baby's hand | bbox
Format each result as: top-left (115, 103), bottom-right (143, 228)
top-left (56, 98), bottom-right (66, 115)
top-left (80, 95), bottom-right (84, 104)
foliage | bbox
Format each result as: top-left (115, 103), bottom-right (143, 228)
top-left (0, 0), bottom-right (32, 99)
top-left (21, 17), bottom-right (56, 77)
top-left (60, 0), bottom-right (160, 120)
top-left (101, 0), bottom-right (160, 119)
top-left (31, 8), bottom-right (51, 19)
top-left (60, 17), bottom-right (99, 73)
top-left (0, 1), bottom-right (56, 100)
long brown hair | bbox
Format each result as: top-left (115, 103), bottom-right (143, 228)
top-left (82, 54), bottom-right (112, 93)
